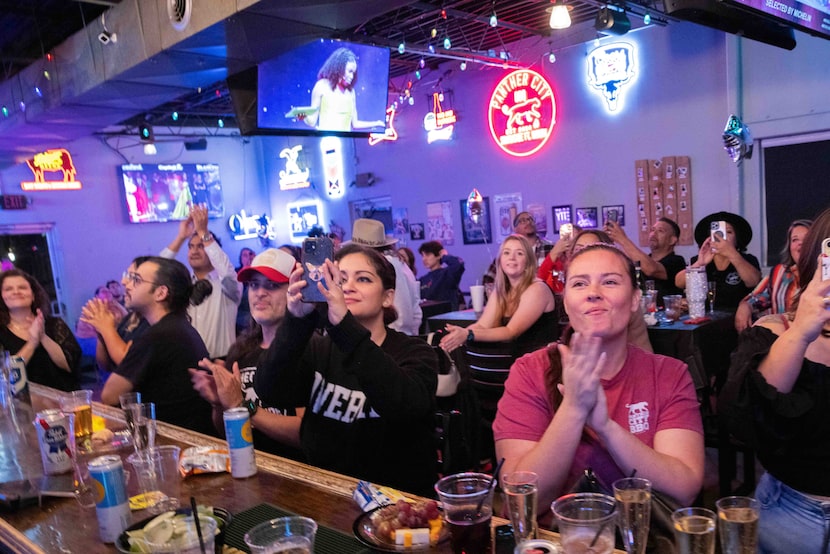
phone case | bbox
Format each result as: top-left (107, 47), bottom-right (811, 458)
top-left (710, 220), bottom-right (727, 242)
top-left (301, 237), bottom-right (334, 303)
top-left (822, 238), bottom-right (830, 281)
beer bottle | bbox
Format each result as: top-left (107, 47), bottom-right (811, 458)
top-left (6, 350), bottom-right (31, 406)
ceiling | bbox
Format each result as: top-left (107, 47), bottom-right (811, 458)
top-left (0, 0), bottom-right (672, 166)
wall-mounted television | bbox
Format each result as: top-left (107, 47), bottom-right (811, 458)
top-left (257, 39), bottom-right (390, 137)
top-left (724, 0), bottom-right (830, 41)
top-left (118, 163), bottom-right (224, 223)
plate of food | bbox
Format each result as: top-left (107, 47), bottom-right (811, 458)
top-left (115, 505), bottom-right (231, 553)
top-left (353, 499), bottom-right (448, 552)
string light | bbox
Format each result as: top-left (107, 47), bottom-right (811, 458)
top-left (172, 111), bottom-right (179, 121)
top-left (419, 58), bottom-right (426, 69)
top-left (19, 101), bottom-right (25, 112)
top-left (644, 12), bottom-right (652, 24)
top-left (443, 36), bottom-right (451, 49)
top-left (415, 70), bottom-right (421, 80)
top-left (1, 106), bottom-right (8, 118)
top-left (490, 13), bottom-right (498, 27)
top-left (460, 61), bottom-right (467, 71)
top-left (441, 9), bottom-right (447, 19)
top-left (548, 52), bottom-right (557, 63)
top-left (428, 43), bottom-right (435, 54)
top-left (218, 118), bottom-right (224, 128)
top-left (431, 28), bottom-right (437, 38)
top-left (34, 87), bottom-right (42, 97)
top-left (408, 97), bottom-right (414, 106)
top-left (398, 42), bottom-right (405, 54)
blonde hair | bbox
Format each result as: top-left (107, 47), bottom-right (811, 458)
top-left (494, 234), bottom-right (538, 317)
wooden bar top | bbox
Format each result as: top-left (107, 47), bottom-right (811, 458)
top-left (0, 384), bottom-right (589, 553)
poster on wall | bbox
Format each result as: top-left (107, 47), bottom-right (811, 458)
top-left (493, 193), bottom-right (523, 237)
top-left (410, 223), bottom-right (425, 241)
top-left (350, 196), bottom-right (393, 233)
top-left (575, 207), bottom-right (598, 229)
top-left (527, 203), bottom-right (548, 235)
top-left (392, 207), bottom-right (409, 244)
top-left (601, 205), bottom-right (625, 226)
top-left (460, 197), bottom-right (493, 245)
top-left (426, 201), bottom-right (455, 245)
top-left (552, 205), bottom-right (573, 233)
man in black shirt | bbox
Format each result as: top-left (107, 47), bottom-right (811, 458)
top-left (606, 217), bottom-right (686, 304)
top-left (100, 256), bottom-right (215, 436)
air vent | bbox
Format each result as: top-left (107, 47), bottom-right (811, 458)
top-left (167, 0), bottom-right (192, 31)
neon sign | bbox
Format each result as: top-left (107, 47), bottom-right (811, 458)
top-left (424, 92), bottom-right (456, 144)
top-left (21, 149), bottom-right (81, 190)
top-left (228, 209), bottom-right (275, 242)
top-left (587, 42), bottom-right (637, 113)
top-left (320, 136), bottom-right (344, 199)
top-left (278, 145), bottom-right (310, 190)
top-left (368, 105), bottom-right (399, 146)
top-left (487, 70), bottom-right (556, 157)
top-left (287, 198), bottom-right (323, 242)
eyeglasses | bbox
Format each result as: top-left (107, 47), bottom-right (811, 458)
top-left (515, 216), bottom-right (535, 225)
top-left (246, 280), bottom-right (285, 292)
top-left (125, 272), bottom-right (161, 287)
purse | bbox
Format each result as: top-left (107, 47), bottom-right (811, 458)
top-left (568, 468), bottom-right (678, 554)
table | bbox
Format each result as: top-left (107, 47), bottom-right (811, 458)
top-left (427, 309), bottom-right (478, 332)
top-left (419, 300), bottom-right (452, 335)
top-left (0, 384), bottom-right (588, 553)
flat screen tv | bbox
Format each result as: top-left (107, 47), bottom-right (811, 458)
top-left (118, 163), bottom-right (224, 223)
top-left (724, 0), bottom-right (830, 40)
top-left (257, 39), bottom-right (390, 137)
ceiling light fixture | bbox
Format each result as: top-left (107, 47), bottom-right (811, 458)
top-left (595, 5), bottom-right (631, 35)
top-left (143, 143), bottom-right (157, 155)
top-left (490, 12), bottom-right (498, 27)
top-left (549, 0), bottom-right (573, 29)
top-left (644, 11), bottom-right (651, 24)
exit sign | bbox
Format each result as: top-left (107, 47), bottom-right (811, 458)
top-left (1, 195), bottom-right (28, 210)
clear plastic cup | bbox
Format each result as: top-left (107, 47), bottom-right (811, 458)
top-left (244, 516), bottom-right (317, 553)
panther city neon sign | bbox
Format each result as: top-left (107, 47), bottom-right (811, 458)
top-left (487, 69), bottom-right (556, 158)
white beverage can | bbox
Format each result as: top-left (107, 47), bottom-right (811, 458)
top-left (87, 455), bottom-right (131, 543)
top-left (33, 409), bottom-right (73, 475)
top-left (223, 407), bottom-right (257, 478)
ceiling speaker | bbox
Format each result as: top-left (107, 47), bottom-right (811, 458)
top-left (595, 7), bottom-right (631, 35)
top-left (184, 138), bottom-right (207, 151)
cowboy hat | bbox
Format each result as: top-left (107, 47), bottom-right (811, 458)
top-left (694, 211), bottom-right (753, 250)
top-left (237, 248), bottom-right (296, 283)
top-left (346, 218), bottom-right (398, 249)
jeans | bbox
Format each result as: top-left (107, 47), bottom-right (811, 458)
top-left (755, 472), bottom-right (830, 554)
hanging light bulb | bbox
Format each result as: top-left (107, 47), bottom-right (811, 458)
top-left (1, 106), bottom-right (8, 118)
top-left (408, 96), bottom-right (415, 106)
top-left (431, 28), bottom-right (437, 38)
top-left (490, 13), bottom-right (498, 27)
top-left (419, 58), bottom-right (426, 69)
top-left (415, 70), bottom-right (421, 80)
top-left (172, 111), bottom-right (179, 121)
top-left (438, 92), bottom-right (444, 102)
top-left (460, 60), bottom-right (467, 71)
top-left (549, 0), bottom-right (572, 29)
top-left (218, 118), bottom-right (224, 128)
top-left (548, 52), bottom-right (557, 63)
top-left (398, 41), bottom-right (405, 54)
top-left (143, 143), bottom-right (157, 155)
top-left (644, 12), bottom-right (652, 24)
top-left (444, 36), bottom-right (451, 49)
top-left (428, 43), bottom-right (435, 54)
top-left (441, 9), bottom-right (447, 19)
top-left (34, 86), bottom-right (43, 97)
top-left (18, 101), bottom-right (25, 112)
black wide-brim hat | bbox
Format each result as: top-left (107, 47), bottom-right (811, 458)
top-left (694, 211), bottom-right (753, 250)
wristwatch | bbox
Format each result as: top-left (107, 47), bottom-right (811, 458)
top-left (466, 329), bottom-right (476, 343)
top-left (201, 232), bottom-right (213, 243)
top-left (240, 399), bottom-right (258, 417)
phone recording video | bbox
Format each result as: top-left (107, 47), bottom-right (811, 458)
top-left (822, 238), bottom-right (830, 281)
top-left (301, 237), bottom-right (334, 303)
top-left (710, 220), bottom-right (727, 242)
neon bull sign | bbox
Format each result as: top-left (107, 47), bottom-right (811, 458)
top-left (22, 149), bottom-right (82, 190)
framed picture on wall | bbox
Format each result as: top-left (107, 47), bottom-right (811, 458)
top-left (410, 223), bottom-right (425, 241)
top-left (575, 207), bottom-right (598, 229)
top-left (527, 203), bottom-right (548, 235)
top-left (601, 205), bottom-right (625, 226)
top-left (350, 196), bottom-right (393, 232)
top-left (552, 205), bottom-right (573, 233)
top-left (426, 200), bottom-right (455, 245)
top-left (460, 197), bottom-right (492, 245)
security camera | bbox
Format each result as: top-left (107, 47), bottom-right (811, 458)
top-left (98, 30), bottom-right (117, 44)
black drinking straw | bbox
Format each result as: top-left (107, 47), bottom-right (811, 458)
top-left (190, 496), bottom-right (207, 554)
top-left (477, 458), bottom-right (505, 515)
top-left (590, 469), bottom-right (636, 548)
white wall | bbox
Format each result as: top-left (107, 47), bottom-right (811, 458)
top-left (2, 20), bottom-right (829, 324)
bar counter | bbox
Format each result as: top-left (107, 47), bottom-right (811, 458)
top-left (0, 384), bottom-right (583, 553)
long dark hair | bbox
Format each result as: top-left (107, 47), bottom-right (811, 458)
top-left (793, 208), bottom-right (830, 313)
top-left (0, 269), bottom-right (51, 325)
top-left (780, 219), bottom-right (812, 267)
top-left (545, 244), bottom-right (637, 407)
top-left (335, 244), bottom-right (398, 325)
top-left (318, 48), bottom-right (357, 91)
top-left (139, 257), bottom-right (206, 315)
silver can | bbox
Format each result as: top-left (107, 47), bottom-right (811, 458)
top-left (514, 539), bottom-right (561, 553)
top-left (223, 407), bottom-right (257, 478)
top-left (33, 409), bottom-right (73, 475)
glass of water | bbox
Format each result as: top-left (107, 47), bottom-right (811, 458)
top-left (129, 402), bottom-right (156, 452)
top-left (502, 471), bottom-right (538, 545)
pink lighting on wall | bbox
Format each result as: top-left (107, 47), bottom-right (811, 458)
top-left (487, 70), bottom-right (557, 158)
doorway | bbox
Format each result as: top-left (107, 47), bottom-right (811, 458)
top-left (0, 223), bottom-right (67, 318)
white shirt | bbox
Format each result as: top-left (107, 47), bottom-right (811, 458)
top-left (385, 254), bottom-right (423, 336)
top-left (160, 241), bottom-right (242, 358)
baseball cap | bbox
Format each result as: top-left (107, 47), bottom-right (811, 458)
top-left (236, 248), bottom-right (295, 284)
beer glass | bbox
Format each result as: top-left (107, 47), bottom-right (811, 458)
top-left (502, 471), bottom-right (538, 545)
top-left (613, 477), bottom-right (652, 554)
top-left (672, 507), bottom-right (716, 554)
top-left (716, 496), bottom-right (759, 554)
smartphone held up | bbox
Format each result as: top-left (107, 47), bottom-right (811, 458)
top-left (301, 236), bottom-right (334, 303)
top-left (821, 238), bottom-right (830, 281)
